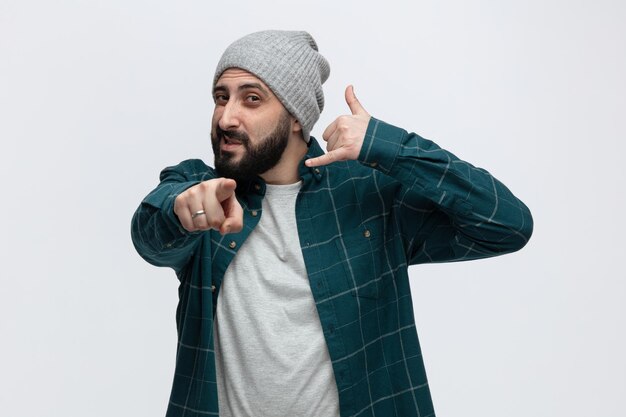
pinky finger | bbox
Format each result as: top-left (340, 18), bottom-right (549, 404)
top-left (175, 204), bottom-right (196, 232)
top-left (305, 149), bottom-right (342, 168)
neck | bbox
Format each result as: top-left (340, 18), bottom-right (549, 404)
top-left (260, 134), bottom-right (308, 185)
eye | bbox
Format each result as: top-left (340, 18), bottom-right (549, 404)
top-left (245, 95), bottom-right (261, 103)
top-left (213, 94), bottom-right (228, 104)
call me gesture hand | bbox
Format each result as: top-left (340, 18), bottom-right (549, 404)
top-left (305, 85), bottom-right (371, 168)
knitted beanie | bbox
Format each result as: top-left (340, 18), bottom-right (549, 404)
top-left (213, 30), bottom-right (330, 142)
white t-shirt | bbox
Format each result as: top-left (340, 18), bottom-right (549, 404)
top-left (213, 181), bottom-right (340, 417)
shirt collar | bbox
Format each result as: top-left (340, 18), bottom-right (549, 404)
top-left (298, 137), bottom-right (325, 182)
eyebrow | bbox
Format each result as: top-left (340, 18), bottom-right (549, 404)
top-left (213, 82), bottom-right (270, 96)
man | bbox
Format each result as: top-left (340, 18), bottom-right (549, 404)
top-left (131, 30), bottom-right (533, 417)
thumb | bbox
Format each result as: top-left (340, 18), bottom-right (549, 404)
top-left (214, 178), bottom-right (237, 201)
top-left (345, 85), bottom-right (368, 116)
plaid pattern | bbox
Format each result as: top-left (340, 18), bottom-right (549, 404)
top-left (131, 118), bottom-right (533, 417)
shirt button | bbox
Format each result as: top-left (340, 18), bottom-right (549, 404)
top-left (363, 229), bottom-right (371, 238)
top-left (228, 241), bottom-right (237, 249)
top-left (314, 168), bottom-right (320, 175)
top-left (211, 285), bottom-right (216, 293)
top-left (251, 210), bottom-right (258, 217)
top-left (166, 242), bottom-right (172, 248)
top-left (369, 162), bottom-right (378, 168)
top-left (254, 184), bottom-right (261, 191)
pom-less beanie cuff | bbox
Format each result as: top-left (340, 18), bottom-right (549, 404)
top-left (213, 30), bottom-right (330, 142)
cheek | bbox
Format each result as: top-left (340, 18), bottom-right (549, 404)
top-left (211, 109), bottom-right (221, 129)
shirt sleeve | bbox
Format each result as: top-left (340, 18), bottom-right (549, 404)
top-left (130, 159), bottom-right (215, 272)
top-left (358, 117), bottom-right (534, 264)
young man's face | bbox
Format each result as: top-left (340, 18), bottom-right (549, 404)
top-left (211, 68), bottom-right (294, 182)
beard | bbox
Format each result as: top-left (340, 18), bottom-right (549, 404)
top-left (211, 111), bottom-right (291, 183)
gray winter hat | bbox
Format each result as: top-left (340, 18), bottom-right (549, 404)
top-left (213, 30), bottom-right (330, 142)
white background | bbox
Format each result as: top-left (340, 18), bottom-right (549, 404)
top-left (1, 1), bottom-right (625, 416)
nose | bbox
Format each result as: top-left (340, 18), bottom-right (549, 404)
top-left (217, 100), bottom-right (241, 131)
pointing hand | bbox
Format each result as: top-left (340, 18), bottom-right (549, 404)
top-left (174, 178), bottom-right (244, 234)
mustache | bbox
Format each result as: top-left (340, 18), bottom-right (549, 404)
top-left (216, 126), bottom-right (249, 144)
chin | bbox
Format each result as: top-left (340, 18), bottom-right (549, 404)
top-left (220, 151), bottom-right (244, 165)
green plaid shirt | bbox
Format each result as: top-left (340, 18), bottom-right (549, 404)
top-left (131, 117), bottom-right (533, 417)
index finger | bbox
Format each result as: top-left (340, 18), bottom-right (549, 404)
top-left (322, 119), bottom-right (338, 142)
top-left (214, 178), bottom-right (237, 201)
top-left (220, 194), bottom-right (244, 234)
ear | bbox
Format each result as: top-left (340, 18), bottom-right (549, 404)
top-left (292, 118), bottom-right (302, 133)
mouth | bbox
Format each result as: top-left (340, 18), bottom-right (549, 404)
top-left (221, 134), bottom-right (244, 151)
top-left (223, 134), bottom-right (242, 145)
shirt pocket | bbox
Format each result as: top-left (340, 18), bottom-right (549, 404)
top-left (335, 229), bottom-right (386, 299)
